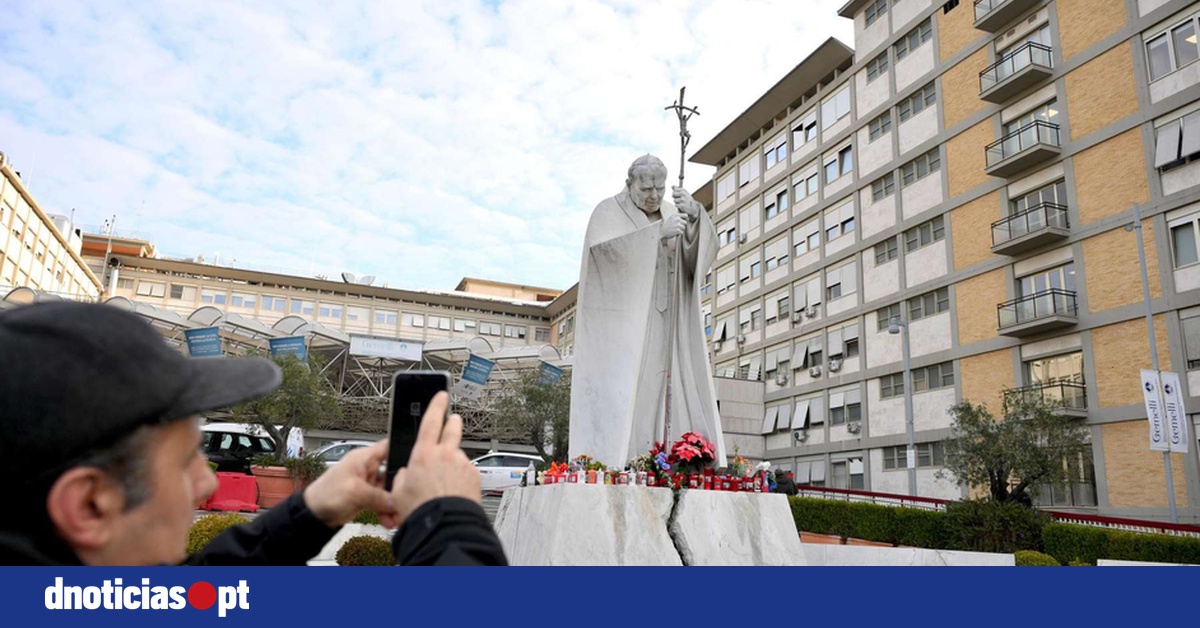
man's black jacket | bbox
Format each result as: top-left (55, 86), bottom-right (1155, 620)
top-left (0, 494), bottom-right (507, 566)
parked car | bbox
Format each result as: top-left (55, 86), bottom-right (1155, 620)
top-left (311, 440), bottom-right (377, 469)
top-left (471, 452), bottom-right (544, 493)
top-left (201, 423), bottom-right (305, 473)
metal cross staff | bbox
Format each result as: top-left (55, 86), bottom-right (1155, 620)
top-left (661, 87), bottom-right (699, 448)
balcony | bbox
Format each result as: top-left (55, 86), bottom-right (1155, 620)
top-left (991, 202), bottom-right (1070, 256)
top-left (974, 0), bottom-right (1037, 32)
top-left (985, 121), bottom-right (1061, 178)
top-left (979, 42), bottom-right (1054, 103)
top-left (997, 289), bottom-right (1077, 337)
top-left (1004, 380), bottom-right (1088, 418)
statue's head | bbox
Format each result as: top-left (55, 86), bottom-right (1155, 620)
top-left (625, 154), bottom-right (667, 215)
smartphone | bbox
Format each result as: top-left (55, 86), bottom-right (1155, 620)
top-left (385, 370), bottom-right (451, 491)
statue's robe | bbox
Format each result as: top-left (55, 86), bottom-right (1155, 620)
top-left (568, 189), bottom-right (726, 468)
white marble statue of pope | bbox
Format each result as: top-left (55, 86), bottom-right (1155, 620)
top-left (568, 154), bottom-right (727, 469)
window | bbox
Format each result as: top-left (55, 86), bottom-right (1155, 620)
top-left (479, 321), bottom-right (503, 336)
top-left (883, 442), bottom-right (944, 470)
top-left (290, 299), bottom-right (314, 316)
top-left (824, 202), bottom-right (856, 242)
top-left (793, 219), bottom-right (821, 257)
top-left (701, 272), bottom-right (713, 298)
top-left (898, 83), bottom-right (937, 122)
top-left (1172, 216), bottom-right (1199, 267)
top-left (1146, 12), bottom-right (1200, 81)
top-left (136, 281), bottom-right (166, 298)
top-left (1182, 313), bottom-right (1200, 369)
top-left (718, 172), bottom-right (736, 201)
top-left (765, 135), bottom-right (788, 169)
top-left (1011, 180), bottom-right (1067, 214)
top-left (908, 287), bottom-right (950, 320)
top-left (912, 361), bottom-right (955, 392)
top-left (716, 263), bottom-right (737, 295)
top-left (901, 147), bottom-right (940, 187)
top-left (738, 202), bottom-right (761, 236)
top-left (828, 323), bottom-right (860, 359)
top-left (347, 306), bottom-right (369, 322)
top-left (829, 388), bottom-right (863, 425)
top-left (718, 220), bottom-right (738, 247)
top-left (830, 457), bottom-right (864, 490)
top-left (821, 86), bottom-right (851, 130)
top-left (169, 284), bottom-right (197, 301)
top-left (904, 215), bottom-right (946, 252)
top-left (824, 145), bottom-right (853, 184)
top-left (1156, 111), bottom-right (1200, 171)
top-left (796, 334), bottom-right (824, 369)
top-left (429, 315), bottom-right (452, 330)
top-left (201, 289), bottom-right (227, 305)
top-left (871, 173), bottom-right (896, 201)
top-left (874, 237), bottom-right (898, 265)
top-left (766, 290), bottom-right (790, 324)
top-left (793, 111), bottom-right (818, 148)
top-left (1018, 262), bottom-right (1076, 298)
top-left (881, 372), bottom-right (906, 398)
top-left (764, 236), bottom-right (789, 272)
top-left (738, 156), bottom-right (760, 187)
top-left (868, 112), bottom-right (892, 142)
top-left (739, 253), bottom-right (761, 283)
top-left (504, 325), bottom-right (526, 339)
top-left (534, 327), bottom-right (551, 343)
top-left (865, 0), bottom-right (888, 26)
top-left (261, 295), bottom-right (286, 312)
top-left (454, 318), bottom-right (476, 332)
top-left (402, 313), bottom-right (425, 328)
top-left (894, 18), bottom-right (932, 61)
top-left (1003, 100), bottom-right (1059, 151)
top-left (825, 260), bottom-right (857, 300)
top-left (231, 292), bottom-right (258, 309)
top-left (795, 168), bottom-right (820, 201)
top-left (764, 344), bottom-right (792, 380)
top-left (866, 51), bottom-right (889, 82)
top-left (1026, 351), bottom-right (1084, 385)
top-left (876, 302), bottom-right (902, 331)
top-left (794, 274), bottom-right (823, 317)
top-left (375, 309), bottom-right (398, 325)
top-left (739, 305), bottom-right (763, 332)
top-left (318, 303), bottom-right (342, 319)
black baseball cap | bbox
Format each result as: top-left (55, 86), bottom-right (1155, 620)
top-left (0, 301), bottom-right (282, 479)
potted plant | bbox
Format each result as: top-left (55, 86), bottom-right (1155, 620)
top-left (250, 453), bottom-right (325, 508)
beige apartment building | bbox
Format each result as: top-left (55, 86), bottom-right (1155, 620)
top-left (691, 0), bottom-right (1200, 521)
top-left (0, 153), bottom-right (102, 303)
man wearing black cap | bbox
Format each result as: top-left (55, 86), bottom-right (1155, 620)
top-left (0, 302), bottom-right (506, 566)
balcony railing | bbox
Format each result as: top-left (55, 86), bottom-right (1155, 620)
top-left (997, 288), bottom-right (1078, 336)
top-left (979, 42), bottom-right (1054, 103)
top-left (985, 120), bottom-right (1061, 177)
top-left (1004, 380), bottom-right (1088, 413)
top-left (974, 0), bottom-right (1036, 32)
top-left (991, 202), bottom-right (1070, 254)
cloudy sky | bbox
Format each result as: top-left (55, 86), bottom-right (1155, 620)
top-left (0, 1), bottom-right (852, 291)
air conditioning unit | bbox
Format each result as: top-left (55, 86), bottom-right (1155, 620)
top-left (713, 341), bottom-right (723, 352)
top-left (792, 429), bottom-right (809, 443)
top-left (736, 334), bottom-right (746, 345)
top-left (846, 421), bottom-right (862, 434)
top-left (828, 359), bottom-right (842, 373)
top-left (791, 312), bottom-right (803, 324)
top-left (775, 373), bottom-right (789, 386)
top-left (805, 306), bottom-right (818, 318)
top-left (808, 366), bottom-right (822, 378)
top-left (739, 234), bottom-right (748, 244)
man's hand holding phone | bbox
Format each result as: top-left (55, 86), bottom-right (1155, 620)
top-left (380, 391), bottom-right (481, 529)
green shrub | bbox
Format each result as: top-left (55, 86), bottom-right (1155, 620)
top-left (790, 497), bottom-right (855, 539)
top-left (788, 497), bottom-right (950, 548)
top-left (353, 510), bottom-right (382, 526)
top-left (284, 454), bottom-right (326, 484)
top-left (1044, 523), bottom-right (1200, 566)
top-left (335, 535), bottom-right (395, 566)
top-left (892, 507), bottom-right (952, 549)
top-left (187, 513), bottom-right (247, 555)
top-left (1014, 550), bottom-right (1060, 566)
top-left (944, 499), bottom-right (1049, 553)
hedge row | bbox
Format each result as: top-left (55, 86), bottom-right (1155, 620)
top-left (789, 497), bottom-right (1200, 563)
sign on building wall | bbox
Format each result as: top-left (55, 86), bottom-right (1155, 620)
top-left (453, 354), bottom-right (495, 400)
top-left (269, 336), bottom-right (308, 361)
top-left (349, 334), bottom-right (423, 362)
top-left (184, 326), bottom-right (222, 357)
top-left (1160, 371), bottom-right (1189, 454)
top-left (1142, 370), bottom-right (1170, 452)
top-left (537, 361), bottom-right (563, 387)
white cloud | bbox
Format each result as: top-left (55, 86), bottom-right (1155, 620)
top-left (0, 0), bottom-right (853, 290)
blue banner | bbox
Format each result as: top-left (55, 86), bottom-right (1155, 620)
top-left (537, 362), bottom-right (563, 387)
top-left (184, 327), bottom-right (221, 358)
top-left (268, 336), bottom-right (307, 361)
top-left (0, 567), bottom-right (1185, 626)
top-left (462, 354), bottom-right (494, 386)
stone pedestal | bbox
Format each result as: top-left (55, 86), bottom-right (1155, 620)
top-left (494, 484), bottom-right (682, 566)
top-left (494, 485), bottom-right (806, 566)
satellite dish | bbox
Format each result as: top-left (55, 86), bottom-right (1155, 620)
top-left (360, 275), bottom-right (376, 286)
top-left (341, 272), bottom-right (357, 284)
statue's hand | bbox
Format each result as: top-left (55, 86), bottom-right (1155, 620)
top-left (660, 212), bottom-right (687, 240)
top-left (672, 187), bottom-right (700, 220)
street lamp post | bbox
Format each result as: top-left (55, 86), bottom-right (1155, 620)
top-left (889, 317), bottom-right (917, 496)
